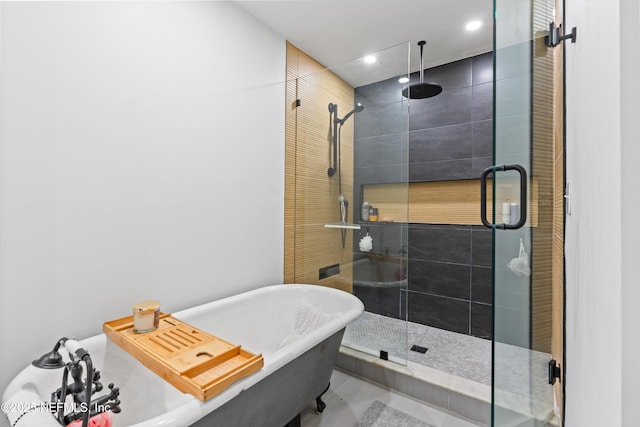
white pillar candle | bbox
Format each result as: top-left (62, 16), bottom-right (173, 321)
top-left (133, 300), bottom-right (160, 333)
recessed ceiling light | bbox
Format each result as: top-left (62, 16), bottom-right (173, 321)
top-left (363, 55), bottom-right (376, 64)
top-left (398, 77), bottom-right (410, 84)
top-left (466, 20), bottom-right (482, 31)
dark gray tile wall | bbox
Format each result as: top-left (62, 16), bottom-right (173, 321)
top-left (353, 52), bottom-right (494, 187)
top-left (407, 54), bottom-right (494, 182)
top-left (352, 223), bottom-right (408, 320)
top-left (353, 52), bottom-right (494, 340)
top-left (407, 225), bottom-right (492, 338)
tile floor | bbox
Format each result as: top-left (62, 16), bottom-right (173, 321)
top-left (343, 311), bottom-right (492, 384)
top-left (300, 370), bottom-right (486, 427)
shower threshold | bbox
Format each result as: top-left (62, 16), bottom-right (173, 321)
top-left (339, 311), bottom-right (558, 427)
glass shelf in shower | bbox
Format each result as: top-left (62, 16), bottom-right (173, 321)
top-left (324, 223), bottom-right (362, 230)
top-left (357, 221), bottom-right (406, 226)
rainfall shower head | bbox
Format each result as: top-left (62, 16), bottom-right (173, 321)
top-left (402, 41), bottom-right (442, 99)
top-left (403, 81), bottom-right (443, 99)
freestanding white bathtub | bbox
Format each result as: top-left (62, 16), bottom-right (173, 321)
top-left (2, 284), bottom-right (364, 427)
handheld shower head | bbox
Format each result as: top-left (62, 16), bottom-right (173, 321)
top-left (337, 103), bottom-right (364, 125)
top-left (339, 195), bottom-right (348, 224)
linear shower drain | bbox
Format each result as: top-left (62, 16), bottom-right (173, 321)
top-left (410, 344), bottom-right (428, 354)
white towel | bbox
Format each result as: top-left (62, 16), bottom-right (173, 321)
top-left (2, 389), bottom-right (56, 426)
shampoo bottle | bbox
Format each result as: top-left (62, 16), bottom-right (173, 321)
top-left (362, 202), bottom-right (370, 221)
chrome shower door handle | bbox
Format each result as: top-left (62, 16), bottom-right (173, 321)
top-left (480, 164), bottom-right (528, 230)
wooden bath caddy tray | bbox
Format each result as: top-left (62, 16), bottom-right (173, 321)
top-left (103, 313), bottom-right (263, 401)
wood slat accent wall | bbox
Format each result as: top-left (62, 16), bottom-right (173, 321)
top-left (362, 179), bottom-right (539, 227)
top-left (285, 42), bottom-right (355, 293)
top-left (284, 43), bottom-right (298, 284)
top-left (551, 0), bottom-right (565, 414)
top-left (531, 5), bottom-right (555, 355)
top-left (531, 0), bottom-right (565, 415)
top-left (531, 0), bottom-right (564, 357)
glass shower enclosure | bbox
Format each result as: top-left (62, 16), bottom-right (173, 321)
top-left (285, 42), bottom-right (410, 364)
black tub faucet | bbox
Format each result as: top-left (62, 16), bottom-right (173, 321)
top-left (44, 338), bottom-right (121, 427)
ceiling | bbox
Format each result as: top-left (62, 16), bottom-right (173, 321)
top-left (235, 0), bottom-right (493, 87)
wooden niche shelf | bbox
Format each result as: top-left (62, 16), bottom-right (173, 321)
top-left (362, 179), bottom-right (538, 227)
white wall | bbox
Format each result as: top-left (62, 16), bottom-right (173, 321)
top-left (565, 0), bottom-right (640, 426)
top-left (565, 0), bottom-right (622, 424)
top-left (0, 1), bottom-right (285, 417)
top-left (620, 1), bottom-right (640, 426)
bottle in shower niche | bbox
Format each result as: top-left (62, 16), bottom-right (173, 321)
top-left (369, 207), bottom-right (379, 222)
top-left (502, 202), bottom-right (511, 224)
top-left (510, 202), bottom-right (519, 225)
top-left (361, 202), bottom-right (370, 221)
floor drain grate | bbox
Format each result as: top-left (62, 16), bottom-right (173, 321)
top-left (410, 345), bottom-right (428, 354)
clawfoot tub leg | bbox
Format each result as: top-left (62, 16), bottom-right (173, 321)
top-left (315, 382), bottom-right (330, 413)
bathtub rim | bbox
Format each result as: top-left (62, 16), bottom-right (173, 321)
top-left (2, 284), bottom-right (364, 427)
top-left (189, 284), bottom-right (363, 422)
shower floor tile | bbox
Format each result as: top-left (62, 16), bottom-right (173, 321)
top-left (342, 312), bottom-right (556, 424)
top-left (343, 311), bottom-right (491, 385)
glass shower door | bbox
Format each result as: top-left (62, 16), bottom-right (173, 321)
top-left (491, 0), bottom-right (564, 425)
